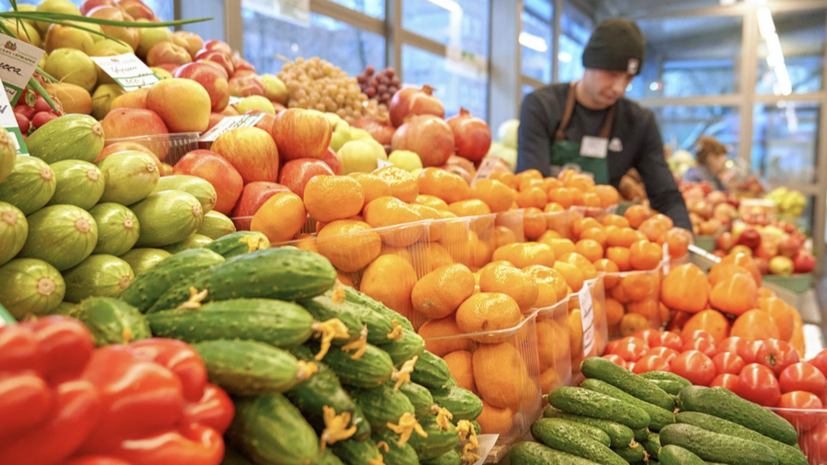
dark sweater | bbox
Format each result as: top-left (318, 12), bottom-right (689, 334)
top-left (517, 83), bottom-right (691, 230)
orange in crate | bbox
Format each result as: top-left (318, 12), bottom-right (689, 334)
top-left (360, 254), bottom-right (417, 320)
top-left (426, 242), bottom-right (454, 271)
top-left (476, 401), bottom-right (514, 436)
top-left (607, 227), bottom-right (640, 248)
top-left (580, 226), bottom-right (608, 249)
top-left (303, 175), bottom-right (365, 223)
top-left (456, 293), bottom-right (523, 337)
top-left (469, 179), bottom-right (513, 213)
top-left (602, 213), bottom-right (630, 228)
top-left (543, 238), bottom-right (577, 258)
top-left (495, 226), bottom-right (517, 248)
top-left (628, 298), bottom-right (659, 320)
top-left (374, 165), bottom-right (419, 203)
top-left (606, 246), bottom-right (631, 272)
top-left (250, 192), bottom-right (306, 243)
top-left (493, 243), bottom-right (518, 262)
top-left (417, 167), bottom-right (468, 204)
top-left (594, 185), bottom-right (620, 208)
top-left (363, 197), bottom-right (423, 247)
top-left (293, 233), bottom-right (319, 254)
top-left (620, 273), bottom-right (652, 302)
top-left (349, 172), bottom-right (393, 206)
top-left (479, 263), bottom-right (539, 313)
top-left (316, 220), bottom-right (381, 272)
top-left (554, 261), bottom-right (585, 293)
top-left (620, 313), bottom-right (649, 337)
top-left (571, 217), bottom-right (601, 239)
top-left (568, 308), bottom-right (583, 354)
top-left (541, 366), bottom-right (563, 395)
top-left (541, 177), bottom-right (562, 192)
top-left (575, 239), bottom-right (604, 263)
top-left (444, 350), bottom-right (477, 393)
top-left (412, 264), bottom-right (475, 320)
top-left (612, 284), bottom-right (631, 304)
top-left (548, 187), bottom-right (574, 209)
top-left (518, 177), bottom-right (544, 192)
top-left (637, 216), bottom-right (671, 242)
top-left (516, 186), bottom-right (547, 209)
top-left (537, 320), bottom-right (568, 371)
top-left (514, 169), bottom-right (543, 186)
top-left (605, 297), bottom-right (624, 326)
top-left (594, 259), bottom-right (620, 289)
top-left (629, 240), bottom-right (663, 271)
top-left (522, 207), bottom-right (546, 240)
top-left (658, 228), bottom-right (690, 260)
top-left (448, 199), bottom-right (492, 218)
top-left (418, 315), bottom-right (471, 356)
top-left (473, 342), bottom-right (530, 408)
top-left (525, 265), bottom-right (568, 302)
top-left (409, 203), bottom-right (444, 242)
top-left (506, 242), bottom-right (556, 268)
top-left (582, 191), bottom-right (602, 208)
top-left (414, 194), bottom-right (449, 211)
top-left (730, 309), bottom-right (780, 341)
top-left (560, 253), bottom-right (598, 280)
top-left (624, 204), bottom-right (653, 229)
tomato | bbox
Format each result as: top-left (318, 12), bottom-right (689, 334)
top-left (644, 347), bottom-right (679, 364)
top-left (717, 337), bottom-right (750, 358)
top-left (713, 352), bottom-right (745, 375)
top-left (799, 419), bottom-right (827, 459)
top-left (681, 330), bottom-right (715, 345)
top-left (602, 354), bottom-right (628, 370)
top-left (632, 329), bottom-right (661, 347)
top-left (633, 355), bottom-right (671, 374)
top-left (776, 391), bottom-right (824, 431)
top-left (735, 363), bottom-right (781, 407)
top-left (607, 339), bottom-right (648, 363)
top-left (683, 339), bottom-right (717, 357)
top-left (710, 373), bottom-right (739, 391)
top-left (757, 339), bottom-right (800, 376)
top-left (671, 350), bottom-right (716, 386)
top-left (654, 332), bottom-right (683, 351)
top-left (778, 362), bottom-right (827, 395)
top-left (809, 349), bottom-right (827, 378)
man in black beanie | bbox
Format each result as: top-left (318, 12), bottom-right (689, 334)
top-left (517, 18), bottom-right (691, 230)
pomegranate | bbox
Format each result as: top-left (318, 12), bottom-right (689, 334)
top-left (446, 108), bottom-right (492, 162)
top-left (389, 85), bottom-right (445, 127)
top-left (391, 115), bottom-right (454, 167)
top-left (351, 118), bottom-right (396, 146)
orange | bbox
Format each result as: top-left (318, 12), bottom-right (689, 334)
top-left (582, 191), bottom-right (602, 208)
top-left (572, 217), bottom-right (601, 240)
top-left (374, 166), bottom-right (419, 203)
top-left (456, 292), bottom-right (523, 335)
top-left (621, 272), bottom-right (653, 302)
top-left (360, 254), bottom-right (417, 320)
top-left (629, 240), bottom-right (663, 271)
top-left (412, 264), bottom-right (475, 319)
top-left (569, 188), bottom-right (584, 206)
top-left (514, 169), bottom-right (543, 185)
top-left (448, 199), bottom-right (492, 218)
top-left (624, 205), bottom-right (652, 229)
top-left (380, 244), bottom-right (412, 263)
top-left (602, 214), bottom-right (630, 228)
top-left (303, 175), bottom-right (365, 223)
top-left (538, 230), bottom-right (562, 243)
top-left (495, 226), bottom-right (517, 248)
top-left (518, 177), bottom-right (543, 192)
top-left (414, 194), bottom-right (449, 211)
top-left (349, 172), bottom-right (393, 206)
top-left (515, 186), bottom-right (547, 209)
top-left (543, 238), bottom-right (576, 258)
top-left (250, 192), bottom-right (307, 243)
top-left (469, 179), bottom-right (513, 213)
top-left (594, 185), bottom-right (620, 208)
top-left (541, 366), bottom-right (563, 394)
top-left (593, 258), bottom-right (620, 289)
top-left (476, 401), bottom-right (514, 435)
top-left (444, 350), bottom-right (477, 393)
top-left (363, 196), bottom-right (424, 247)
top-left (506, 242), bottom-right (556, 268)
top-left (568, 309), bottom-right (584, 354)
top-left (316, 220), bottom-right (381, 272)
top-left (547, 187), bottom-right (574, 209)
top-left (479, 263), bottom-right (539, 312)
top-left (605, 297), bottom-right (624, 326)
top-left (541, 177), bottom-right (562, 192)
top-left (560, 252), bottom-right (598, 280)
top-left (628, 298), bottom-right (659, 319)
top-left (607, 227), bottom-right (640, 248)
top-left (537, 320), bottom-right (568, 371)
top-left (468, 230), bottom-right (493, 268)
top-left (730, 309), bottom-right (780, 341)
top-left (417, 167), bottom-right (468, 204)
top-left (473, 342), bottom-right (530, 408)
top-left (553, 261), bottom-right (584, 292)
top-left (638, 216), bottom-right (671, 242)
top-left (336, 271), bottom-right (355, 288)
top-left (492, 243), bottom-right (519, 262)
top-left (757, 296), bottom-right (795, 342)
top-left (575, 239), bottom-right (604, 263)
top-left (418, 315), bottom-right (471, 356)
top-left (620, 313), bottom-right (649, 337)
top-left (564, 173), bottom-right (595, 192)
top-left (682, 309), bottom-right (731, 343)
top-left (426, 242), bottom-right (454, 271)
top-left (606, 246), bottom-right (631, 271)
top-left (658, 228), bottom-right (690, 260)
top-left (409, 203), bottom-right (444, 241)
top-left (543, 202), bottom-right (564, 213)
top-left (580, 227), bottom-right (608, 248)
top-left (525, 265), bottom-right (568, 302)
top-left (522, 207), bottom-right (546, 240)
top-left (612, 284), bottom-right (631, 304)
top-left (294, 233), bottom-right (319, 254)
top-left (490, 171), bottom-right (516, 188)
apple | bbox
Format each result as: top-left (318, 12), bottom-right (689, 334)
top-left (272, 109), bottom-right (332, 161)
top-left (118, 0), bottom-right (156, 21)
top-left (232, 70), bottom-right (258, 78)
top-left (713, 202), bottom-right (738, 224)
top-left (96, 141), bottom-right (163, 173)
top-left (778, 234), bottom-right (803, 258)
top-left (736, 226), bottom-right (762, 249)
top-left (229, 75), bottom-right (266, 97)
top-left (321, 148), bottom-right (341, 175)
top-left (707, 191), bottom-right (727, 206)
top-left (712, 250), bottom-right (727, 259)
top-left (174, 62), bottom-right (230, 112)
top-left (236, 96), bottom-right (274, 114)
top-left (195, 49), bottom-right (234, 76)
top-left (153, 63), bottom-right (180, 75)
top-left (241, 110), bottom-right (277, 135)
top-left (351, 118), bottom-right (396, 146)
top-left (388, 150), bottom-right (422, 172)
top-left (101, 108), bottom-right (168, 140)
top-left (232, 57), bottom-right (256, 75)
top-left (755, 256), bottom-right (770, 275)
top-left (768, 256), bottom-right (794, 276)
top-left (260, 74), bottom-right (288, 105)
top-left (87, 6), bottom-right (140, 52)
top-left (326, 114), bottom-right (352, 152)
top-left (211, 126), bottom-right (280, 184)
top-left (146, 78), bottom-right (211, 133)
top-left (173, 149), bottom-right (244, 214)
top-left (338, 140), bottom-right (387, 174)
top-left (279, 158), bottom-right (335, 198)
top-left (391, 115), bottom-right (455, 167)
top-left (350, 128), bottom-right (372, 141)
top-left (146, 41), bottom-right (192, 67)
top-left (729, 245), bottom-right (753, 257)
top-left (202, 39), bottom-right (233, 55)
top-left (150, 67), bottom-right (173, 80)
top-left (81, 0), bottom-right (116, 15)
top-left (230, 182), bottom-right (291, 230)
top-left (221, 105), bottom-right (239, 117)
top-left (44, 21), bottom-right (96, 54)
top-left (91, 83), bottom-right (124, 120)
top-left (173, 31), bottom-right (204, 59)
top-left (793, 251), bottom-right (816, 274)
top-left (754, 236), bottom-right (779, 260)
top-left (136, 24), bottom-right (172, 58)
top-left (716, 232), bottom-right (735, 252)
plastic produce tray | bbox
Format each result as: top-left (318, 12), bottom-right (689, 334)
top-left (104, 132), bottom-right (200, 166)
top-left (603, 262), bottom-right (665, 339)
top-left (533, 299), bottom-right (572, 395)
top-left (569, 277), bottom-right (608, 375)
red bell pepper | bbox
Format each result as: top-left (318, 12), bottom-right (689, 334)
top-left (129, 338), bottom-right (208, 402)
top-left (63, 457), bottom-right (133, 465)
top-left (87, 423), bottom-right (224, 465)
top-left (183, 383), bottom-right (235, 434)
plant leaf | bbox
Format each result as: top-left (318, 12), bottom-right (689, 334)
top-left (28, 76), bottom-right (60, 114)
top-left (0, 12), bottom-right (212, 28)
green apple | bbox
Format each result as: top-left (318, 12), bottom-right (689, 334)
top-left (91, 83), bottom-right (125, 120)
top-left (261, 74), bottom-right (288, 105)
top-left (350, 128), bottom-right (372, 141)
top-left (361, 137), bottom-right (388, 162)
top-left (388, 150), bottom-right (423, 172)
top-left (237, 95), bottom-right (275, 114)
top-left (330, 119), bottom-right (352, 152)
top-left (339, 140), bottom-right (387, 174)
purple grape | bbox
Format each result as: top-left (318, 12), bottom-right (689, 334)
top-left (367, 88), bottom-right (376, 97)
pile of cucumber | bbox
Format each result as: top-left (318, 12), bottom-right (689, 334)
top-left (510, 357), bottom-right (807, 465)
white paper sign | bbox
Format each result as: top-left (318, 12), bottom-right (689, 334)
top-left (471, 434), bottom-right (499, 465)
top-left (199, 114), bottom-right (265, 142)
top-left (374, 159), bottom-right (393, 171)
top-left (579, 284), bottom-right (596, 355)
top-left (472, 158), bottom-right (498, 184)
top-left (228, 96), bottom-right (243, 105)
top-left (0, 76), bottom-right (27, 154)
top-left (0, 34), bottom-right (44, 105)
top-left (90, 53), bottom-right (160, 91)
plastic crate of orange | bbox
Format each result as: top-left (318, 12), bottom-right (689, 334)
top-left (603, 261), bottom-right (666, 339)
top-left (569, 277), bottom-right (609, 375)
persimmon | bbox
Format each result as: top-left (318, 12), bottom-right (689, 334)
top-left (709, 273), bottom-right (758, 316)
top-left (661, 263), bottom-right (709, 313)
top-left (730, 310), bottom-right (780, 341)
top-left (682, 309), bottom-right (731, 343)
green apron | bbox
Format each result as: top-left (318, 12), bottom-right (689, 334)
top-left (550, 82), bottom-right (616, 185)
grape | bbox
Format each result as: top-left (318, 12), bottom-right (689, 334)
top-left (366, 65), bottom-right (375, 75)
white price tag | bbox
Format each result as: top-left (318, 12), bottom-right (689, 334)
top-left (228, 96), bottom-right (243, 105)
top-left (0, 34), bottom-right (44, 105)
top-left (472, 158), bottom-right (498, 185)
top-left (579, 284), bottom-right (596, 356)
top-left (89, 53), bottom-right (160, 91)
top-left (373, 159), bottom-right (393, 171)
top-left (0, 76), bottom-right (27, 154)
top-left (199, 114), bottom-right (265, 142)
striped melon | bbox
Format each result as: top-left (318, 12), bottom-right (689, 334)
top-left (48, 160), bottom-right (105, 209)
top-left (119, 248), bottom-right (170, 276)
top-left (97, 151), bottom-right (160, 206)
top-left (89, 203), bottom-right (141, 256)
top-left (0, 128), bottom-right (16, 185)
top-left (132, 190), bottom-right (204, 247)
top-left (0, 156), bottom-right (56, 214)
top-left (28, 114), bottom-right (105, 163)
top-left (197, 210), bottom-right (236, 239)
top-left (0, 258), bottom-right (66, 319)
top-left (63, 254), bottom-right (135, 303)
top-left (154, 175), bottom-right (217, 214)
top-left (162, 234), bottom-right (212, 253)
top-left (17, 205), bottom-right (98, 271)
top-left (0, 202), bottom-right (27, 266)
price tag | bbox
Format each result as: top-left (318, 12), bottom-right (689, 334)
top-left (579, 284), bottom-right (596, 356)
top-left (199, 114), bottom-right (265, 142)
top-left (89, 53), bottom-right (160, 91)
top-left (373, 159), bottom-right (393, 171)
top-left (0, 76), bottom-right (27, 154)
top-left (472, 158), bottom-right (498, 184)
top-left (228, 96), bottom-right (243, 105)
top-left (0, 34), bottom-right (44, 105)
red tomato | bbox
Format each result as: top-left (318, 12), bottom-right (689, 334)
top-left (757, 339), bottom-right (800, 376)
top-left (683, 339), bottom-right (717, 357)
top-left (608, 339), bottom-right (648, 363)
top-left (602, 354), bottom-right (628, 370)
top-left (717, 337), bottom-right (750, 357)
top-left (654, 332), bottom-right (683, 351)
top-left (776, 391), bottom-right (824, 431)
top-left (633, 355), bottom-right (671, 374)
top-left (809, 349), bottom-right (827, 378)
top-left (713, 352), bottom-right (746, 375)
top-left (799, 419), bottom-right (827, 459)
top-left (671, 350), bottom-right (716, 386)
top-left (644, 347), bottom-right (679, 364)
top-left (681, 330), bottom-right (715, 345)
top-left (740, 340), bottom-right (767, 365)
top-left (779, 363), bottom-right (827, 395)
top-left (632, 329), bottom-right (661, 347)
top-left (710, 373), bottom-right (739, 391)
top-left (736, 363), bottom-right (781, 407)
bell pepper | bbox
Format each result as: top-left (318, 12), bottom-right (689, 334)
top-left (183, 383), bottom-right (235, 434)
top-left (86, 423), bottom-right (225, 465)
top-left (63, 458), bottom-right (133, 465)
top-left (129, 338), bottom-right (208, 402)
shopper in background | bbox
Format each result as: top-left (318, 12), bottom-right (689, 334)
top-left (683, 135), bottom-right (731, 191)
top-left (517, 18), bottom-right (691, 230)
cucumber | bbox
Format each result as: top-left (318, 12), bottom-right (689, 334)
top-left (323, 290), bottom-right (396, 345)
top-left (351, 404), bottom-right (373, 442)
top-left (193, 340), bottom-right (303, 395)
top-left (633, 428), bottom-right (648, 443)
top-left (510, 441), bottom-right (603, 465)
top-left (613, 443), bottom-right (645, 464)
top-left (677, 386), bottom-right (798, 446)
top-left (228, 393), bottom-right (319, 465)
top-left (547, 387), bottom-right (651, 430)
top-left (286, 346), bottom-right (356, 427)
top-left (373, 429), bottom-right (419, 465)
top-left (379, 328), bottom-right (425, 367)
top-left (430, 386), bottom-right (483, 422)
top-left (75, 297), bottom-right (151, 346)
top-left (397, 382), bottom-right (435, 416)
top-left (659, 445), bottom-right (705, 465)
top-left (147, 298), bottom-right (316, 348)
top-left (543, 406), bottom-right (635, 449)
top-left (311, 450), bottom-right (345, 465)
top-left (470, 420), bottom-right (481, 435)
top-left (300, 295), bottom-right (365, 344)
top-left (119, 248), bottom-right (225, 312)
top-left (352, 384), bottom-right (416, 429)
top-left (581, 357), bottom-right (675, 412)
top-left (643, 432), bottom-right (660, 460)
top-left (530, 418), bottom-right (626, 465)
top-left (581, 378), bottom-right (674, 431)
top-left (314, 342), bottom-right (394, 388)
top-left (659, 423), bottom-right (778, 465)
top-left (676, 412), bottom-right (808, 465)
top-left (203, 231), bottom-right (270, 258)
top-left (646, 379), bottom-right (685, 396)
top-left (411, 351), bottom-right (452, 389)
top-left (221, 446), bottom-right (254, 465)
top-left (639, 371), bottom-right (691, 389)
top-left (332, 438), bottom-right (383, 465)
top-left (407, 415), bottom-right (459, 461)
top-left (420, 448), bottom-right (460, 465)
top-left (343, 287), bottom-right (414, 332)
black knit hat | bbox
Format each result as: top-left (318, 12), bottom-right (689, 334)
top-left (582, 18), bottom-right (645, 75)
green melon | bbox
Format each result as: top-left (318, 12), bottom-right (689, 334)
top-left (197, 210), bottom-right (236, 239)
top-left (0, 258), bottom-right (66, 319)
top-left (96, 151), bottom-right (160, 205)
top-left (63, 254), bottom-right (135, 303)
top-left (28, 114), bottom-right (105, 163)
top-left (162, 234), bottom-right (212, 253)
top-left (89, 203), bottom-right (141, 256)
top-left (0, 202), bottom-right (27, 267)
top-left (120, 248), bottom-right (171, 276)
top-left (0, 128), bottom-right (16, 185)
top-left (132, 190), bottom-right (204, 247)
top-left (154, 175), bottom-right (217, 214)
top-left (48, 160), bottom-right (105, 209)
top-left (17, 205), bottom-right (98, 271)
top-left (0, 156), bottom-right (56, 214)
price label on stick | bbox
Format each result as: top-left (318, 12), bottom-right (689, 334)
top-left (579, 285), bottom-right (596, 356)
top-left (472, 158), bottom-right (498, 184)
top-left (89, 53), bottom-right (160, 92)
top-left (199, 114), bottom-right (265, 142)
top-left (0, 76), bottom-right (28, 154)
top-left (0, 33), bottom-right (45, 105)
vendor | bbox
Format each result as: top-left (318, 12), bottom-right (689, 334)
top-left (683, 136), bottom-right (730, 191)
top-left (517, 18), bottom-right (691, 230)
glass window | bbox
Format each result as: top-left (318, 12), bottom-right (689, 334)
top-left (649, 105), bottom-right (740, 157)
top-left (402, 0), bottom-right (490, 58)
top-left (521, 3), bottom-right (553, 83)
top-left (752, 102), bottom-right (820, 185)
top-left (524, 0), bottom-right (552, 21)
top-left (755, 9), bottom-right (825, 95)
top-left (558, 1), bottom-right (592, 83)
top-left (327, 0), bottom-right (385, 19)
top-left (522, 83), bottom-right (536, 99)
top-left (242, 6), bottom-right (385, 78)
top-left (402, 44), bottom-right (487, 120)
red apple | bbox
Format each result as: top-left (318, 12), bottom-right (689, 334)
top-left (230, 182), bottom-right (291, 230)
top-left (195, 49), bottom-right (234, 76)
top-left (172, 31), bottom-right (204, 59)
top-left (81, 0), bottom-right (116, 15)
top-left (101, 108), bottom-right (168, 140)
top-left (110, 88), bottom-right (149, 111)
top-left (778, 234), bottom-right (803, 258)
top-left (87, 6), bottom-right (140, 53)
top-left (117, 0), bottom-right (156, 21)
top-left (221, 105), bottom-right (239, 117)
top-left (389, 85), bottom-right (445, 127)
top-left (232, 57), bottom-right (256, 75)
top-left (197, 59), bottom-right (229, 80)
top-left (207, 112), bottom-right (225, 130)
top-left (154, 63), bottom-right (180, 75)
top-left (736, 226), bottom-right (762, 249)
top-left (755, 256), bottom-right (769, 275)
top-left (174, 150), bottom-right (243, 214)
top-left (321, 147), bottom-right (341, 175)
top-left (754, 237), bottom-right (779, 260)
top-left (793, 251), bottom-right (816, 274)
top-left (391, 114), bottom-right (455, 167)
top-left (203, 40), bottom-right (233, 55)
top-left (446, 108), bottom-right (491, 162)
top-left (229, 75), bottom-right (266, 97)
top-left (174, 62), bottom-right (230, 112)
top-left (146, 41), bottom-right (192, 67)
top-left (271, 109), bottom-right (332, 161)
top-left (279, 158), bottom-right (335, 198)
top-left (232, 70), bottom-right (258, 79)
top-left (716, 231), bottom-right (735, 252)
top-left (351, 118), bottom-right (396, 146)
top-left (713, 202), bottom-right (738, 224)
top-left (243, 110), bottom-right (277, 135)
top-left (211, 126), bottom-right (279, 184)
top-left (707, 190), bottom-right (727, 206)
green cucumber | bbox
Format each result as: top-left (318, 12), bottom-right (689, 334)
top-left (659, 445), bottom-right (705, 465)
top-left (430, 386), bottom-right (483, 422)
top-left (203, 231), bottom-right (270, 258)
top-left (351, 404), bottom-right (373, 442)
top-left (314, 342), bottom-right (394, 388)
top-left (659, 423), bottom-right (778, 465)
top-left (228, 393), bottom-right (319, 465)
top-left (547, 387), bottom-right (651, 430)
top-left (148, 298), bottom-right (315, 348)
top-left (221, 446), bottom-right (254, 465)
top-left (285, 346), bottom-right (356, 427)
top-left (332, 438), bottom-right (383, 465)
top-left (119, 248), bottom-right (225, 312)
top-left (676, 412), bottom-right (808, 465)
top-left (343, 287), bottom-right (414, 332)
top-left (311, 450), bottom-right (345, 465)
top-left (379, 329), bottom-right (425, 367)
top-left (397, 381), bottom-right (435, 416)
top-left (613, 443), bottom-right (645, 464)
top-left (677, 386), bottom-right (798, 446)
top-left (352, 384), bottom-right (415, 429)
top-left (300, 295), bottom-right (365, 344)
top-left (543, 406), bottom-right (635, 449)
top-left (75, 297), bottom-right (150, 346)
top-left (509, 441), bottom-right (603, 465)
top-left (407, 415), bottom-right (459, 461)
top-left (530, 418), bottom-right (626, 465)
top-left (643, 432), bottom-right (660, 460)
top-left (193, 340), bottom-right (303, 395)
top-left (633, 428), bottom-right (648, 443)
top-left (373, 429), bottom-right (419, 465)
top-left (646, 379), bottom-right (685, 396)
top-left (639, 371), bottom-right (691, 389)
top-left (581, 378), bottom-right (674, 431)
top-left (581, 357), bottom-right (675, 412)
top-left (319, 289), bottom-right (397, 345)
top-left (421, 448), bottom-right (460, 465)
top-left (411, 351), bottom-right (452, 389)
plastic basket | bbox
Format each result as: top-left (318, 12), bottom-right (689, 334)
top-left (534, 299), bottom-right (572, 395)
top-left (569, 277), bottom-right (608, 375)
top-left (495, 209), bottom-right (526, 245)
top-left (431, 214), bottom-right (497, 272)
top-left (768, 407), bottom-right (827, 465)
top-left (762, 273), bottom-right (814, 294)
top-left (104, 132), bottom-right (200, 165)
top-left (603, 262), bottom-right (666, 339)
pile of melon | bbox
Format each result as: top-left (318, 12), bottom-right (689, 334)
top-left (0, 114), bottom-right (237, 320)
